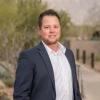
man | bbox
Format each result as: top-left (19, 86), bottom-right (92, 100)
top-left (13, 9), bottom-right (82, 100)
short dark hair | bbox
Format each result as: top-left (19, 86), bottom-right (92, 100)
top-left (38, 9), bottom-right (60, 28)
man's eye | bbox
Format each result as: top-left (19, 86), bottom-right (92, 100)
top-left (45, 27), bottom-right (49, 29)
top-left (54, 26), bottom-right (58, 28)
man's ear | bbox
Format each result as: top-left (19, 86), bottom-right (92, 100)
top-left (37, 27), bottom-right (41, 36)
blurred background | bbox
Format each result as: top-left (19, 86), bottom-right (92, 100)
top-left (0, 0), bottom-right (100, 100)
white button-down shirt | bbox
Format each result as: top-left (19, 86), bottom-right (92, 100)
top-left (42, 41), bottom-right (73, 100)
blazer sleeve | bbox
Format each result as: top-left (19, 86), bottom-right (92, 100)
top-left (76, 79), bottom-right (82, 100)
top-left (13, 52), bottom-right (35, 100)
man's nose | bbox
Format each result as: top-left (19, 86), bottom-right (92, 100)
top-left (49, 27), bottom-right (55, 33)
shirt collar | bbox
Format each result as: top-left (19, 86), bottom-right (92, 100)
top-left (42, 40), bottom-right (66, 54)
top-left (58, 42), bottom-right (66, 54)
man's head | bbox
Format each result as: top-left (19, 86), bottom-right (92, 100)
top-left (38, 9), bottom-right (61, 46)
top-left (38, 9), bottom-right (60, 28)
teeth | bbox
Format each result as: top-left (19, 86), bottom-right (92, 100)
top-left (49, 36), bottom-right (55, 37)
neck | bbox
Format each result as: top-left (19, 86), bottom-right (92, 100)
top-left (48, 43), bottom-right (58, 52)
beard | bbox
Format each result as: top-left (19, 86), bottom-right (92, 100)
top-left (43, 38), bottom-right (58, 45)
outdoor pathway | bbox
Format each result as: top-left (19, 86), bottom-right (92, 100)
top-left (77, 63), bottom-right (100, 100)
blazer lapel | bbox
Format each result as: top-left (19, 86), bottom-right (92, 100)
top-left (65, 49), bottom-right (77, 99)
top-left (65, 50), bottom-right (76, 79)
top-left (37, 42), bottom-right (55, 93)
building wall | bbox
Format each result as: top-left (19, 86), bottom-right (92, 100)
top-left (64, 40), bottom-right (100, 57)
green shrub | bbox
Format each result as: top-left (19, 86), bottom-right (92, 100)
top-left (0, 67), bottom-right (13, 87)
top-left (2, 78), bottom-right (13, 87)
top-left (95, 56), bottom-right (100, 62)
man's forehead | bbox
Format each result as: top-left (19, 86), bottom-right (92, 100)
top-left (42, 15), bottom-right (56, 19)
top-left (42, 16), bottom-right (60, 22)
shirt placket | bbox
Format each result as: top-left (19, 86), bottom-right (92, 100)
top-left (57, 53), bottom-right (68, 98)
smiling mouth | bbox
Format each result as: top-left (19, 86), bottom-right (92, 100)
top-left (49, 35), bottom-right (56, 38)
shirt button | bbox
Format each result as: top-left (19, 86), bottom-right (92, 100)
top-left (66, 91), bottom-right (67, 93)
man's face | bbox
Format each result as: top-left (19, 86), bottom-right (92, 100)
top-left (38, 15), bottom-right (61, 45)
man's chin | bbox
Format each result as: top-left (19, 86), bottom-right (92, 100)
top-left (47, 40), bottom-right (58, 45)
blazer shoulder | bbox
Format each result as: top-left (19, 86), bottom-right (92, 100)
top-left (65, 48), bottom-right (75, 60)
top-left (23, 46), bottom-right (37, 55)
top-left (66, 48), bottom-right (74, 55)
top-left (19, 45), bottom-right (38, 61)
